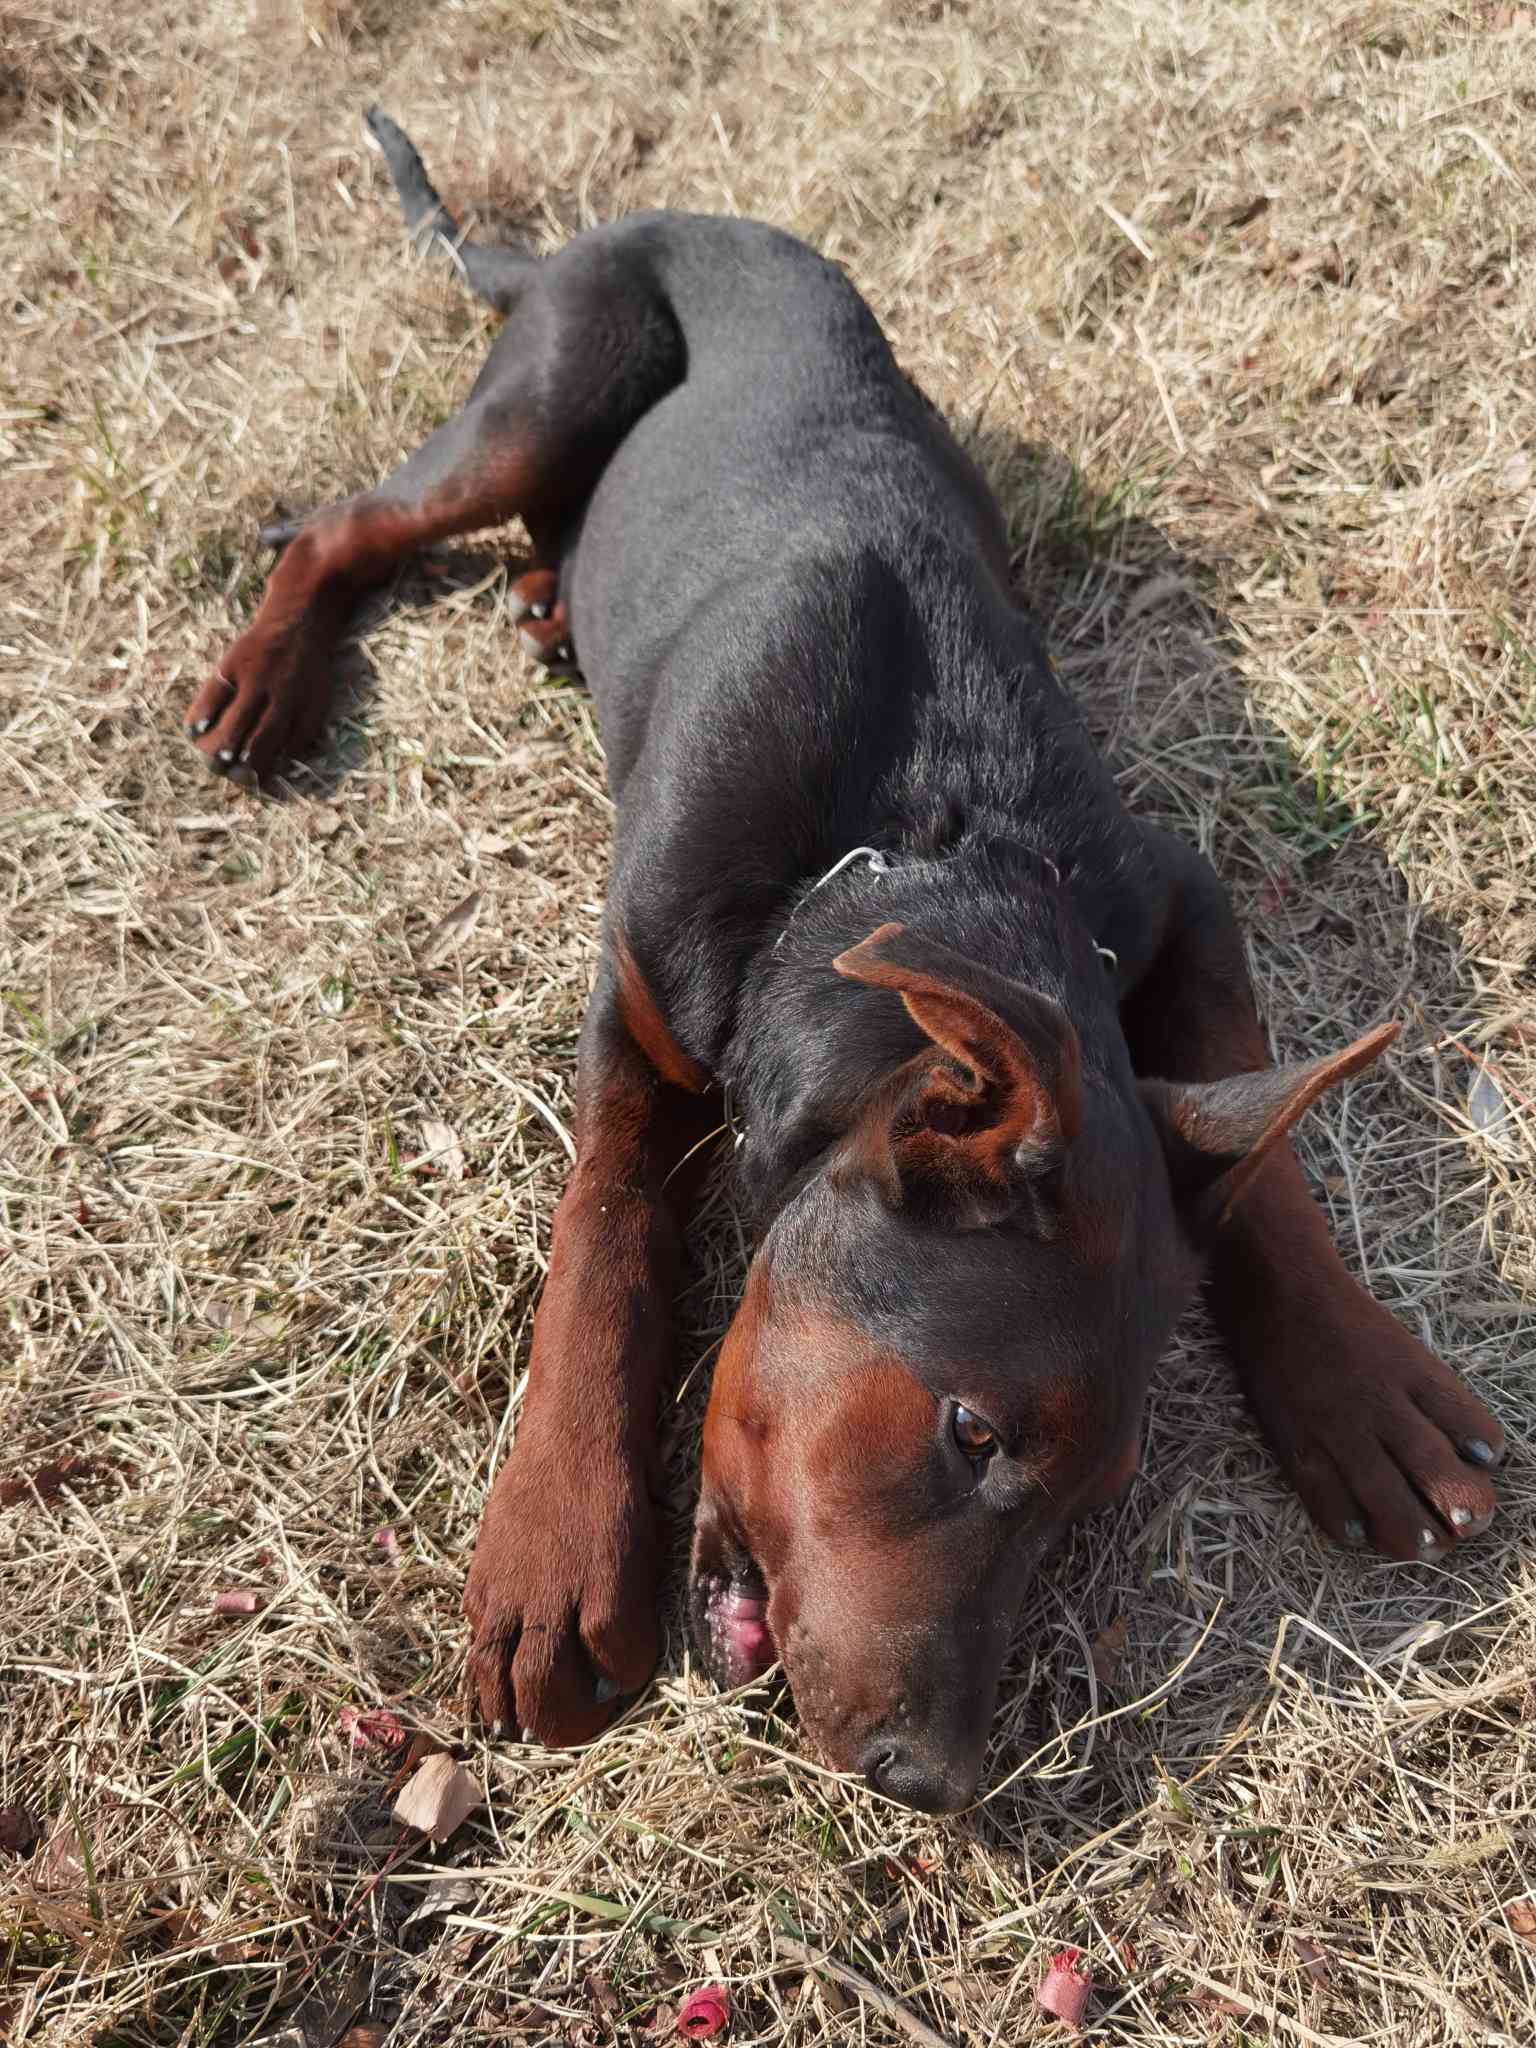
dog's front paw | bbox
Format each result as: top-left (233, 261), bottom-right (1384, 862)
top-left (1251, 1312), bottom-right (1505, 1562)
top-left (463, 1422), bottom-right (660, 1743)
top-left (184, 621), bottom-right (330, 780)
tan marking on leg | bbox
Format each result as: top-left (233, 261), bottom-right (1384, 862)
top-left (615, 940), bottom-right (711, 1094)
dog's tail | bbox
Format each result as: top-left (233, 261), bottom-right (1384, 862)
top-left (366, 107), bottom-right (535, 313)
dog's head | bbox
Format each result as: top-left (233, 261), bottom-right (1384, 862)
top-left (690, 921), bottom-right (1391, 1811)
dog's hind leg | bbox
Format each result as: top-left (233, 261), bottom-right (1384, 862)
top-left (186, 230), bottom-right (681, 776)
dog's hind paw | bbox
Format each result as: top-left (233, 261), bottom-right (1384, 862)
top-left (510, 566), bottom-right (578, 671)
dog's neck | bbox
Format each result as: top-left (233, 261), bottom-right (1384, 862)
top-left (724, 835), bottom-right (1126, 1222)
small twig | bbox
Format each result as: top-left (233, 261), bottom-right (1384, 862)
top-left (778, 1935), bottom-right (956, 2048)
top-left (332, 1825), bottom-right (418, 1936)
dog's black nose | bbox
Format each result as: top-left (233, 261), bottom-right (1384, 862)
top-left (859, 1738), bottom-right (973, 1814)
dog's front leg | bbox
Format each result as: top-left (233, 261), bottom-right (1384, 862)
top-left (1122, 836), bottom-right (1505, 1563)
top-left (464, 947), bottom-right (717, 1742)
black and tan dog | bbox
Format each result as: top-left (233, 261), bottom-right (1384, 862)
top-left (187, 113), bottom-right (1505, 1813)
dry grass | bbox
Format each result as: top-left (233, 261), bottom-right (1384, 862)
top-left (3, 1), bottom-right (1535, 2042)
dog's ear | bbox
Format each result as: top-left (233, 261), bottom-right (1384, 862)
top-left (1140, 1023), bottom-right (1398, 1230)
top-left (832, 921), bottom-right (1082, 1224)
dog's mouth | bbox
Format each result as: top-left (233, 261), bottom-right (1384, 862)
top-left (690, 1551), bottom-right (779, 1692)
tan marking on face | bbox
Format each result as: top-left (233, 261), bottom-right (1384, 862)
top-left (797, 1314), bottom-right (938, 1493)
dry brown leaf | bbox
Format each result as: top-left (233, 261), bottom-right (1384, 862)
top-left (150, 1905), bottom-right (202, 1947)
top-left (1292, 1934), bottom-right (1330, 1984)
top-left (810, 1969), bottom-right (852, 2014)
top-left (28, 1893), bottom-right (96, 1942)
top-left (0, 1457), bottom-right (101, 1509)
top-left (0, 1806), bottom-right (40, 1857)
top-left (412, 1118), bottom-right (466, 1180)
top-left (506, 737), bottom-right (566, 772)
top-left (1090, 1615), bottom-right (1129, 1687)
top-left (40, 1818), bottom-right (86, 1891)
top-left (467, 830), bottom-right (527, 863)
top-left (1194, 1987), bottom-right (1252, 2018)
top-left (391, 1753), bottom-right (482, 1841)
top-left (202, 1297), bottom-right (250, 1331)
top-left (400, 1875), bottom-right (481, 1931)
top-left (1467, 1067), bottom-right (1522, 1160)
top-left (586, 1971), bottom-right (622, 2022)
top-left (418, 891), bottom-right (483, 965)
top-left (937, 1972), bottom-right (986, 2007)
top-left (384, 1731), bottom-right (450, 1799)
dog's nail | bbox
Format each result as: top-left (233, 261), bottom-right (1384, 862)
top-left (187, 717), bottom-right (211, 737)
top-left (529, 601), bottom-right (551, 620)
top-left (490, 1719), bottom-right (505, 1740)
top-left (594, 1676), bottom-right (622, 1704)
top-left (1418, 1528), bottom-right (1444, 1557)
top-left (1450, 1505), bottom-right (1473, 1528)
top-left (216, 747), bottom-right (237, 766)
top-left (1343, 1519), bottom-right (1367, 1547)
top-left (1461, 1437), bottom-right (1500, 1467)
top-left (555, 644), bottom-right (573, 663)
top-left (520, 1725), bottom-right (536, 1744)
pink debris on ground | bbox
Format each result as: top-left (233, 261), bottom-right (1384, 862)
top-left (1038, 1948), bottom-right (1091, 2030)
top-left (676, 1983), bottom-right (730, 2039)
top-left (339, 1705), bottom-right (406, 1753)
top-left (212, 1588), bottom-right (262, 1615)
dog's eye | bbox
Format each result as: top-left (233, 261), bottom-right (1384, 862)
top-left (952, 1405), bottom-right (998, 1458)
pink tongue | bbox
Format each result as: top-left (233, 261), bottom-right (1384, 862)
top-left (717, 1588), bottom-right (775, 1683)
